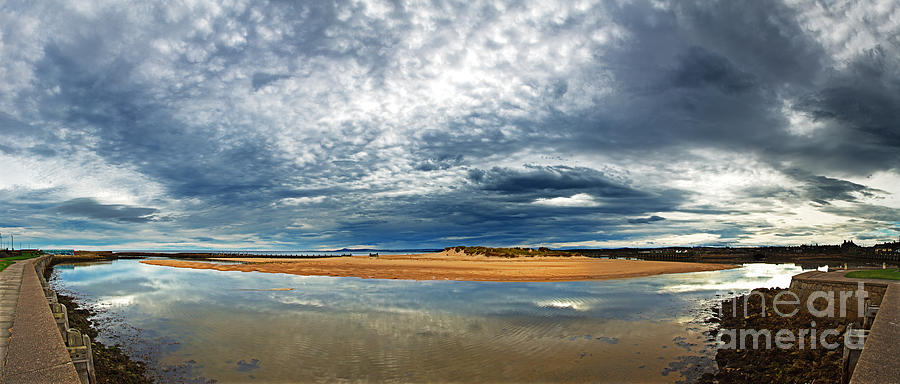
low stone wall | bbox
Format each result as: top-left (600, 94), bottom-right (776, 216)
top-left (789, 271), bottom-right (890, 318)
top-left (0, 256), bottom-right (96, 384)
top-left (788, 271), bottom-right (900, 384)
top-left (36, 256), bottom-right (96, 384)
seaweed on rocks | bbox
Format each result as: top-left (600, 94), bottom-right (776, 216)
top-left (697, 288), bottom-right (851, 384)
top-left (46, 265), bottom-right (154, 384)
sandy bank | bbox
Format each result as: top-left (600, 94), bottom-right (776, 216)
top-left (140, 253), bottom-right (736, 282)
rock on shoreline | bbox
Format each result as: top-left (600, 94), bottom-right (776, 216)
top-left (698, 288), bottom-right (851, 384)
top-left (46, 266), bottom-right (153, 384)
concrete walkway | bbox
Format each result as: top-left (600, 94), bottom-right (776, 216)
top-left (0, 260), bottom-right (27, 373)
top-left (0, 257), bottom-right (80, 383)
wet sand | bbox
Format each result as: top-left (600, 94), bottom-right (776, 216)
top-left (140, 253), bottom-right (736, 282)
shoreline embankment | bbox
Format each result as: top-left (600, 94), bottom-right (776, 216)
top-left (699, 270), bottom-right (900, 384)
top-left (0, 256), bottom-right (81, 383)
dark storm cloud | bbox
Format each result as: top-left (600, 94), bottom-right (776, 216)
top-left (251, 73), bottom-right (291, 91)
top-left (775, 232), bottom-right (815, 237)
top-left (741, 171), bottom-right (888, 206)
top-left (469, 165), bottom-right (645, 198)
top-left (554, 0), bottom-right (899, 178)
top-left (673, 0), bottom-right (825, 85)
top-left (788, 171), bottom-right (885, 203)
top-left (669, 47), bottom-right (756, 93)
top-left (0, 112), bottom-right (32, 135)
top-left (796, 47), bottom-right (899, 136)
top-left (33, 42), bottom-right (294, 204)
top-left (53, 198), bottom-right (158, 223)
top-left (309, 169), bottom-right (689, 247)
top-left (545, 1), bottom-right (798, 158)
top-left (628, 216), bottom-right (666, 224)
top-left (414, 155), bottom-right (464, 172)
top-left (0, 143), bottom-right (18, 155)
top-left (820, 205), bottom-right (900, 223)
top-left (324, 199), bottom-right (608, 247)
top-left (789, 46), bottom-right (900, 173)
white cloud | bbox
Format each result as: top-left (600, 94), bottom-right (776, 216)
top-left (533, 193), bottom-right (602, 207)
top-left (280, 196), bottom-right (327, 205)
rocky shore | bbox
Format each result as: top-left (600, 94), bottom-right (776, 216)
top-left (45, 266), bottom-right (152, 384)
top-left (698, 288), bottom-right (851, 384)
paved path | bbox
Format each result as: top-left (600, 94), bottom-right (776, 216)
top-left (0, 257), bottom-right (80, 383)
top-left (0, 260), bottom-right (27, 374)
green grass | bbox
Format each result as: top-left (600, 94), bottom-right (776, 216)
top-left (845, 268), bottom-right (900, 280)
top-left (0, 251), bottom-right (42, 272)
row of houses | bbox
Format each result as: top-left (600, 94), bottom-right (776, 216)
top-left (873, 240), bottom-right (900, 259)
top-left (841, 239), bottom-right (900, 261)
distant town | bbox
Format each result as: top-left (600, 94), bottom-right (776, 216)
top-left (3, 239), bottom-right (898, 266)
top-left (573, 238), bottom-right (900, 263)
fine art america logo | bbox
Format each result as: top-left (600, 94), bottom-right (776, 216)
top-left (715, 283), bottom-right (870, 351)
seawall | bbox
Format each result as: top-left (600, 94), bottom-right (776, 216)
top-left (789, 270), bottom-right (899, 384)
top-left (788, 270), bottom-right (890, 318)
top-left (0, 255), bottom-right (95, 384)
top-left (849, 283), bottom-right (900, 384)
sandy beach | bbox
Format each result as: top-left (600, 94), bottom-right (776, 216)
top-left (140, 252), bottom-right (737, 282)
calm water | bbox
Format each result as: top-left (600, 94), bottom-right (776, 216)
top-left (51, 260), bottom-right (812, 383)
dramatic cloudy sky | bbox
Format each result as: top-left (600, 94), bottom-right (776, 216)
top-left (1, 0), bottom-right (899, 250)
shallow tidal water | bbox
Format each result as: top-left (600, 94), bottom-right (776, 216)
top-left (51, 259), bottom-right (811, 383)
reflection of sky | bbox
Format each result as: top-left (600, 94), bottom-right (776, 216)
top-left (653, 263), bottom-right (807, 294)
top-left (52, 260), bottom-right (814, 381)
top-left (55, 260), bottom-right (812, 323)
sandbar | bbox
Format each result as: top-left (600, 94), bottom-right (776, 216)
top-left (140, 252), bottom-right (737, 282)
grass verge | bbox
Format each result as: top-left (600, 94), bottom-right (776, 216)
top-left (845, 268), bottom-right (900, 280)
top-left (0, 251), bottom-right (43, 272)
